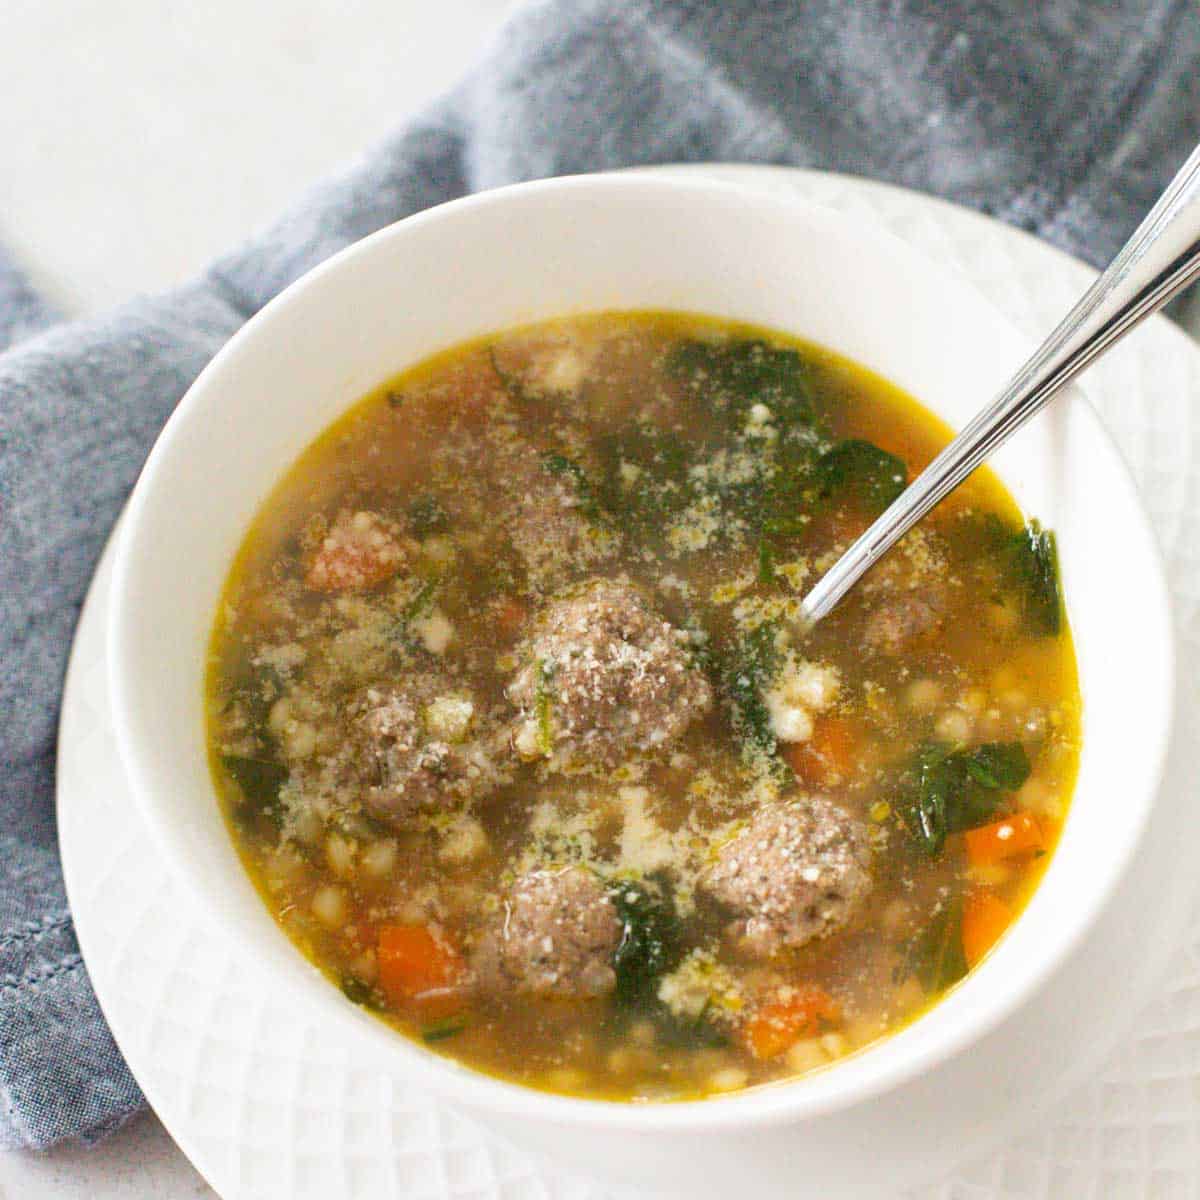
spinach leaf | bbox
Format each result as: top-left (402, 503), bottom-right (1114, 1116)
top-left (402, 576), bottom-right (439, 624)
top-left (668, 338), bottom-right (816, 429)
top-left (653, 1001), bottom-right (731, 1050)
top-left (489, 346), bottom-right (528, 403)
top-left (408, 495), bottom-right (449, 536)
top-left (608, 878), bottom-right (684, 1008)
top-left (421, 1017), bottom-right (468, 1042)
top-left (721, 620), bottom-right (783, 760)
top-left (534, 658), bottom-right (556, 756)
top-left (390, 575), bottom-right (442, 654)
top-left (757, 536), bottom-right (776, 584)
top-left (902, 741), bottom-right (1031, 857)
top-left (906, 745), bottom-right (953, 855)
top-left (745, 447), bottom-right (826, 573)
top-left (762, 513), bottom-right (810, 538)
top-left (902, 895), bottom-right (968, 994)
top-left (948, 512), bottom-right (1062, 637)
top-left (961, 742), bottom-right (1031, 790)
top-left (944, 509), bottom-right (1011, 557)
top-left (226, 660), bottom-right (285, 732)
top-left (1005, 520), bottom-right (1062, 636)
top-left (598, 342), bottom-right (825, 555)
top-left (599, 425), bottom-right (691, 486)
top-left (340, 975), bottom-right (387, 1011)
top-left (714, 443), bottom-right (820, 537)
top-left (816, 439), bottom-right (907, 513)
top-left (595, 425), bottom-right (694, 542)
top-left (222, 754), bottom-right (287, 825)
top-left (542, 452), bottom-right (601, 519)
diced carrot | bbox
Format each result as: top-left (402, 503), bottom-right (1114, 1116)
top-left (784, 716), bottom-right (858, 788)
top-left (961, 889), bottom-right (1014, 967)
top-left (377, 924), bottom-right (469, 1019)
top-left (963, 811), bottom-right (1044, 867)
top-left (743, 985), bottom-right (841, 1060)
top-left (305, 510), bottom-right (409, 592)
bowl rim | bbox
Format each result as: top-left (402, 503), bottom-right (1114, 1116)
top-left (107, 170), bottom-right (1176, 1133)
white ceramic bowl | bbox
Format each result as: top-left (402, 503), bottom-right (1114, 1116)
top-left (108, 174), bottom-right (1173, 1196)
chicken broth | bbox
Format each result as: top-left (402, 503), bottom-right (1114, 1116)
top-left (207, 312), bottom-right (1080, 1101)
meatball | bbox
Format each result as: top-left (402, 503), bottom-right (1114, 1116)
top-left (353, 677), bottom-right (508, 827)
top-left (507, 578), bottom-right (713, 769)
top-left (305, 509), bottom-right (416, 592)
top-left (474, 867), bottom-right (622, 998)
top-left (859, 528), bottom-right (950, 656)
top-left (499, 440), bottom-right (617, 591)
top-left (701, 798), bottom-right (872, 957)
top-left (430, 423), bottom-right (617, 592)
top-left (862, 594), bottom-right (944, 656)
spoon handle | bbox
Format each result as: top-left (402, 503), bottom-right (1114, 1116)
top-left (800, 141), bottom-right (1200, 626)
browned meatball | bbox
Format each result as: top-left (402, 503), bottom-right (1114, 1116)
top-left (352, 678), bottom-right (508, 827)
top-left (439, 427), bottom-right (619, 600)
top-left (862, 594), bottom-right (944, 656)
top-left (474, 867), bottom-right (622, 998)
top-left (701, 798), bottom-right (872, 958)
top-left (507, 578), bottom-right (713, 769)
top-left (500, 442), bottom-right (617, 591)
top-left (304, 509), bottom-right (417, 592)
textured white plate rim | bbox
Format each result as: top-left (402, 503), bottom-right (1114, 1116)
top-left (58, 165), bottom-right (1200, 1199)
top-left (55, 524), bottom-right (211, 1190)
top-left (103, 168), bottom-right (1174, 1134)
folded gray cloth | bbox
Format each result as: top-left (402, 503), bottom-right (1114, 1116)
top-left (3, 0), bottom-right (1198, 1152)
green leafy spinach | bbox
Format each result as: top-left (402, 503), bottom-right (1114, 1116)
top-left (488, 346), bottom-right (528, 403)
top-left (222, 754), bottom-right (287, 827)
top-left (652, 1000), bottom-right (731, 1050)
top-left (408, 495), bottom-right (450, 536)
top-left (340, 975), bottom-right (387, 1011)
top-left (542, 452), bottom-right (601, 520)
top-left (421, 1017), bottom-right (469, 1042)
top-left (667, 338), bottom-right (817, 429)
top-left (902, 741), bottom-right (1031, 857)
top-left (534, 658), bottom-right (556, 756)
top-left (721, 620), bottom-right (784, 761)
top-left (901, 895), bottom-right (968, 994)
top-left (595, 425), bottom-right (694, 543)
top-left (757, 536), bottom-right (776, 584)
top-left (608, 877), bottom-right (684, 1008)
top-left (949, 512), bottom-right (1063, 637)
top-left (402, 576), bottom-right (439, 624)
top-left (815, 438), bottom-right (908, 513)
top-left (1005, 520), bottom-right (1062, 636)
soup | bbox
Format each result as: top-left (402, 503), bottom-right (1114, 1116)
top-left (207, 312), bottom-right (1080, 1101)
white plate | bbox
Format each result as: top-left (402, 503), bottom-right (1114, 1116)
top-left (58, 166), bottom-right (1200, 1199)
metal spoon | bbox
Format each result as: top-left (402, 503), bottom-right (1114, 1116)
top-left (799, 141), bottom-right (1200, 626)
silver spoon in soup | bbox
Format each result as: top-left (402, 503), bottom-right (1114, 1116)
top-left (801, 140), bottom-right (1200, 626)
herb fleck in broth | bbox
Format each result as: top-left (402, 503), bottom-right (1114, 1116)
top-left (207, 312), bottom-right (1080, 1101)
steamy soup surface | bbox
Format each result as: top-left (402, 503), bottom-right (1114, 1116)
top-left (207, 312), bottom-right (1080, 1101)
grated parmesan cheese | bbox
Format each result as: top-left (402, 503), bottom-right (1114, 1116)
top-left (657, 949), bottom-right (744, 1021)
top-left (412, 607), bottom-right (454, 654)
top-left (763, 658), bottom-right (841, 744)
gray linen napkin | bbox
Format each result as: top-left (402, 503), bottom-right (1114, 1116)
top-left (3, 0), bottom-right (1198, 1152)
